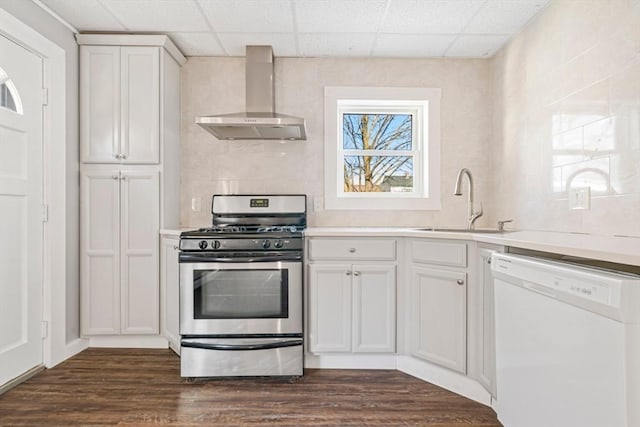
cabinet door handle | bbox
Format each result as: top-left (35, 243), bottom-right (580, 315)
top-left (345, 271), bottom-right (352, 276)
top-left (121, 154), bottom-right (128, 159)
top-left (112, 175), bottom-right (119, 180)
top-left (457, 279), bottom-right (464, 285)
top-left (353, 271), bottom-right (360, 277)
top-left (120, 175), bottom-right (126, 180)
top-left (173, 245), bottom-right (179, 251)
top-left (348, 248), bottom-right (356, 253)
top-left (487, 258), bottom-right (492, 265)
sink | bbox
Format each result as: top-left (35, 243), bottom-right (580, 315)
top-left (415, 227), bottom-right (509, 234)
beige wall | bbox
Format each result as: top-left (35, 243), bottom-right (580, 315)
top-left (491, 0), bottom-right (640, 237)
top-left (181, 57), bottom-right (493, 228)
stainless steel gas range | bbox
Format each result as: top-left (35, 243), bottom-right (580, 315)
top-left (178, 195), bottom-right (305, 377)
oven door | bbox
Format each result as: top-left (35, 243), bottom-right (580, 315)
top-left (179, 260), bottom-right (302, 336)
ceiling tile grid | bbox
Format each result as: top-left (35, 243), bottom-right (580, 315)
top-left (37, 0), bottom-right (551, 58)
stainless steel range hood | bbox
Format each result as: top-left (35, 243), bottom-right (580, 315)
top-left (196, 46), bottom-right (307, 141)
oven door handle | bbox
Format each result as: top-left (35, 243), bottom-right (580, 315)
top-left (181, 338), bottom-right (303, 351)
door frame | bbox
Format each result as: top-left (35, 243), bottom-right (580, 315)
top-left (0, 8), bottom-right (84, 368)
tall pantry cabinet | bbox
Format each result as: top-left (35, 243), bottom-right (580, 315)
top-left (78, 35), bottom-right (185, 346)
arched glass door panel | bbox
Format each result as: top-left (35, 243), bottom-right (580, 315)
top-left (0, 66), bottom-right (23, 114)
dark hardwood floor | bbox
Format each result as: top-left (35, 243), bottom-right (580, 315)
top-left (0, 348), bottom-right (502, 426)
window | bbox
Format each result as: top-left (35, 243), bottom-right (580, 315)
top-left (0, 66), bottom-right (22, 114)
top-left (324, 87), bottom-right (441, 210)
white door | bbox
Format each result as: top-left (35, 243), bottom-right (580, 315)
top-left (0, 34), bottom-right (44, 385)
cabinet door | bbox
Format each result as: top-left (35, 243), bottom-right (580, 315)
top-left (120, 170), bottom-right (159, 334)
top-left (308, 264), bottom-right (352, 353)
top-left (410, 266), bottom-right (467, 373)
top-left (80, 46), bottom-right (120, 163)
top-left (352, 264), bottom-right (396, 353)
top-left (478, 249), bottom-right (497, 396)
top-left (161, 236), bottom-right (180, 354)
top-left (81, 169), bottom-right (120, 334)
top-left (120, 47), bottom-right (160, 164)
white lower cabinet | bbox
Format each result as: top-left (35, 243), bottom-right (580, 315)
top-left (308, 263), bottom-right (396, 354)
top-left (81, 166), bottom-right (159, 336)
top-left (160, 235), bottom-right (180, 354)
top-left (407, 239), bottom-right (468, 374)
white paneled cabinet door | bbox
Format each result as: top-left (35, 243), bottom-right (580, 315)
top-left (81, 169), bottom-right (121, 335)
top-left (80, 45), bottom-right (160, 164)
top-left (80, 45), bottom-right (120, 163)
top-left (120, 47), bottom-right (159, 164)
top-left (352, 265), bottom-right (396, 353)
top-left (410, 266), bottom-right (467, 373)
top-left (308, 264), bottom-right (352, 353)
top-left (161, 236), bottom-right (180, 354)
top-left (120, 170), bottom-right (159, 334)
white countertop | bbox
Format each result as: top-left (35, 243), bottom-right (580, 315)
top-left (160, 227), bottom-right (640, 266)
top-left (305, 227), bottom-right (640, 267)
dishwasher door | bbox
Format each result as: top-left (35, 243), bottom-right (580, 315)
top-left (491, 253), bottom-right (639, 427)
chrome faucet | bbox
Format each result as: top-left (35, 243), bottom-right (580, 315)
top-left (454, 168), bottom-right (483, 229)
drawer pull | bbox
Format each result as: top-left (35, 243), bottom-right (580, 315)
top-left (457, 279), bottom-right (464, 285)
top-left (348, 248), bottom-right (356, 253)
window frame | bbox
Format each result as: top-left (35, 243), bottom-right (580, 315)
top-left (324, 86), bottom-right (441, 210)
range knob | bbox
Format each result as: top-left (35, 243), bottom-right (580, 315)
top-left (273, 239), bottom-right (284, 249)
top-left (198, 240), bottom-right (208, 249)
top-left (211, 240), bottom-right (221, 249)
top-left (261, 240), bottom-right (271, 249)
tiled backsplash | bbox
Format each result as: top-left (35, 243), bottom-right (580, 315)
top-left (491, 0), bottom-right (640, 237)
top-left (181, 57), bottom-right (493, 228)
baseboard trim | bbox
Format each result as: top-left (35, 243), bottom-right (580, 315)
top-left (0, 365), bottom-right (45, 395)
top-left (305, 353), bottom-right (397, 369)
top-left (88, 335), bottom-right (169, 348)
top-left (66, 338), bottom-right (89, 359)
top-left (396, 355), bottom-right (492, 406)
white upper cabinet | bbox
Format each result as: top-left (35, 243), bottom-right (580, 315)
top-left (81, 45), bottom-right (160, 164)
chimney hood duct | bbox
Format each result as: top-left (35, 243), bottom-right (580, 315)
top-left (196, 46), bottom-right (307, 141)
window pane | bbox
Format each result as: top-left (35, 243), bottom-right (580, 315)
top-left (0, 66), bottom-right (21, 114)
top-left (343, 113), bottom-right (412, 150)
top-left (343, 156), bottom-right (413, 192)
top-left (0, 83), bottom-right (17, 112)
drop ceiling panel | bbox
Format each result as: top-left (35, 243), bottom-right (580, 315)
top-left (374, 34), bottom-right (457, 57)
top-left (217, 33), bottom-right (298, 57)
top-left (445, 34), bottom-right (512, 57)
top-left (39, 0), bottom-right (126, 31)
top-left (382, 0), bottom-right (486, 34)
top-left (295, 0), bottom-right (388, 33)
top-left (198, 0), bottom-right (295, 33)
top-left (168, 32), bottom-right (226, 56)
top-left (101, 0), bottom-right (210, 32)
top-left (298, 33), bottom-right (376, 57)
top-left (35, 0), bottom-right (552, 58)
top-left (464, 0), bottom-right (552, 34)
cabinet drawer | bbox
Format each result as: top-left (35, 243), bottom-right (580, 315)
top-left (308, 238), bottom-right (396, 261)
top-left (410, 239), bottom-right (467, 268)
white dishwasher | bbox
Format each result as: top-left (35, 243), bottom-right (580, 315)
top-left (491, 253), bottom-right (640, 427)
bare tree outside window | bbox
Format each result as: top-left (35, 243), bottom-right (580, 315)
top-left (342, 113), bottom-right (414, 192)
